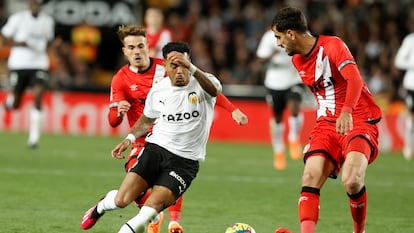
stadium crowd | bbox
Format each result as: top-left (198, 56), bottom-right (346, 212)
top-left (0, 0), bottom-right (413, 106)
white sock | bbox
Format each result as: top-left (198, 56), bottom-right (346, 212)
top-left (5, 93), bottom-right (14, 108)
top-left (404, 116), bottom-right (413, 150)
top-left (118, 206), bottom-right (158, 233)
top-left (28, 108), bottom-right (44, 145)
top-left (151, 213), bottom-right (161, 224)
top-left (288, 113), bottom-right (303, 142)
top-left (270, 120), bottom-right (284, 154)
top-left (97, 190), bottom-right (120, 214)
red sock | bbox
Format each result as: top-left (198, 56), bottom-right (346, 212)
top-left (348, 187), bottom-right (367, 233)
top-left (168, 196), bottom-right (183, 222)
top-left (299, 187), bottom-right (320, 233)
top-left (134, 189), bottom-right (151, 208)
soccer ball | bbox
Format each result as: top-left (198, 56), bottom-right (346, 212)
top-left (225, 223), bottom-right (256, 233)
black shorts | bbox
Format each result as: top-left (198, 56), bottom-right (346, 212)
top-left (9, 69), bottom-right (50, 93)
top-left (405, 89), bottom-right (414, 113)
top-left (266, 84), bottom-right (304, 116)
top-left (130, 142), bottom-right (199, 199)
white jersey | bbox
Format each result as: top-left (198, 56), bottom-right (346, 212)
top-left (256, 29), bottom-right (302, 90)
top-left (144, 74), bottom-right (221, 161)
top-left (395, 32), bottom-right (414, 91)
top-left (1, 10), bottom-right (54, 70)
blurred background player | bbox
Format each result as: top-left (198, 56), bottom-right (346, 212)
top-left (256, 28), bottom-right (304, 170)
top-left (144, 7), bottom-right (173, 58)
top-left (272, 7), bottom-right (382, 233)
top-left (1, 0), bottom-right (54, 149)
top-left (394, 18), bottom-right (414, 160)
top-left (106, 25), bottom-right (248, 233)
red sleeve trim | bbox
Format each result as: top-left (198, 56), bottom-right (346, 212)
top-left (215, 93), bottom-right (236, 113)
top-left (108, 107), bottom-right (123, 127)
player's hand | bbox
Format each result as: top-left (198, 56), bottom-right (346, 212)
top-left (232, 108), bottom-right (248, 125)
top-left (111, 140), bottom-right (131, 159)
top-left (336, 112), bottom-right (353, 135)
top-left (117, 100), bottom-right (131, 118)
top-left (167, 51), bottom-right (191, 69)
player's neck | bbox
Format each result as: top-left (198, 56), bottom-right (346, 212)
top-left (301, 33), bottom-right (317, 56)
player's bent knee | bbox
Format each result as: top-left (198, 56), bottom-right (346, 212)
top-left (341, 175), bottom-right (364, 194)
top-left (114, 196), bottom-right (131, 208)
top-left (301, 171), bottom-right (320, 186)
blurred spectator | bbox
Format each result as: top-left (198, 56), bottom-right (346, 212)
top-left (144, 7), bottom-right (173, 58)
top-left (70, 21), bottom-right (101, 87)
top-left (1, 0), bottom-right (412, 99)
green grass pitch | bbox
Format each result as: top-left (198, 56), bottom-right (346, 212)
top-left (0, 132), bottom-right (413, 233)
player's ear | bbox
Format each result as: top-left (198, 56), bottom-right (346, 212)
top-left (286, 29), bottom-right (295, 40)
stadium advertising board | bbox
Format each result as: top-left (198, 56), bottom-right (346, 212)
top-left (0, 91), bottom-right (406, 152)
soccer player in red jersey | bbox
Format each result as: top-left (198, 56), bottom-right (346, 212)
top-left (98, 25), bottom-right (247, 233)
top-left (271, 7), bottom-right (382, 233)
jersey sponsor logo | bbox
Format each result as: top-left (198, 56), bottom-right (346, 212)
top-left (188, 92), bottom-right (198, 104)
top-left (169, 171), bottom-right (187, 194)
top-left (162, 111), bottom-right (200, 122)
top-left (43, 0), bottom-right (136, 27)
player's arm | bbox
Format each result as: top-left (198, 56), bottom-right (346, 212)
top-left (111, 114), bottom-right (155, 159)
top-left (336, 63), bottom-right (363, 135)
top-left (191, 67), bottom-right (221, 97)
top-left (108, 100), bottom-right (131, 127)
top-left (108, 74), bottom-right (130, 127)
top-left (169, 51), bottom-right (221, 96)
top-left (216, 93), bottom-right (248, 125)
top-left (0, 33), bottom-right (26, 47)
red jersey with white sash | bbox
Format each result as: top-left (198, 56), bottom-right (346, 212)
top-left (292, 35), bottom-right (381, 123)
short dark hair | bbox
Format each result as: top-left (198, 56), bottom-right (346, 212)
top-left (271, 7), bottom-right (308, 33)
top-left (162, 41), bottom-right (191, 59)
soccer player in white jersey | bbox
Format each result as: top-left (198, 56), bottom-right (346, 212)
top-left (81, 41), bottom-right (221, 233)
top-left (257, 28), bottom-right (305, 170)
top-left (1, 0), bottom-right (55, 148)
top-left (394, 18), bottom-right (414, 160)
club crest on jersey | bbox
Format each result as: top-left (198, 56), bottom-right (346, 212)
top-left (188, 91), bottom-right (198, 104)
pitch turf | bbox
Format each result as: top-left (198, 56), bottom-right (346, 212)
top-left (0, 132), bottom-right (413, 233)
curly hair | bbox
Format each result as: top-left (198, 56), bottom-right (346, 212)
top-left (271, 7), bottom-right (308, 33)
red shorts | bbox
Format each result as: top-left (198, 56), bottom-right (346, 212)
top-left (303, 120), bottom-right (379, 178)
top-left (124, 139), bottom-right (146, 172)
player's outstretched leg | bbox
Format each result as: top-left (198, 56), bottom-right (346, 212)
top-left (118, 206), bottom-right (158, 233)
top-left (168, 196), bottom-right (184, 233)
top-left (288, 114), bottom-right (303, 160)
top-left (80, 190), bottom-right (119, 230)
top-left (270, 120), bottom-right (286, 170)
